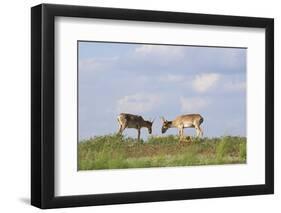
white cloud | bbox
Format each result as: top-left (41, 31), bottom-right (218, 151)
top-left (134, 45), bottom-right (185, 61)
top-left (79, 57), bottom-right (118, 72)
top-left (117, 93), bottom-right (162, 114)
top-left (180, 96), bottom-right (209, 113)
top-left (192, 73), bottom-right (220, 93)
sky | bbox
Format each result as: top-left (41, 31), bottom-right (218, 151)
top-left (78, 41), bottom-right (246, 140)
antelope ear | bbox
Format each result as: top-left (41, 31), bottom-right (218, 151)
top-left (160, 116), bottom-right (166, 122)
top-left (152, 118), bottom-right (155, 123)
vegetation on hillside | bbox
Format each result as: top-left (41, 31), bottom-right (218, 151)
top-left (78, 135), bottom-right (246, 170)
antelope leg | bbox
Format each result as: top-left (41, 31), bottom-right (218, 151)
top-left (199, 126), bottom-right (203, 137)
top-left (118, 124), bottom-right (122, 134)
top-left (179, 126), bottom-right (184, 139)
top-left (119, 125), bottom-right (127, 135)
top-left (195, 126), bottom-right (199, 137)
top-left (137, 128), bottom-right (141, 141)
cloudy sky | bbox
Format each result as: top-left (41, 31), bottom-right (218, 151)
top-left (78, 41), bottom-right (246, 140)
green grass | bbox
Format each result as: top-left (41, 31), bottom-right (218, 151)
top-left (78, 135), bottom-right (247, 170)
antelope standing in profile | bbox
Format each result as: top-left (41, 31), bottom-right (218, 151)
top-left (161, 114), bottom-right (204, 139)
top-left (117, 113), bottom-right (154, 141)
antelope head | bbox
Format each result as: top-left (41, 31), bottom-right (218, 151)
top-left (161, 117), bottom-right (172, 134)
top-left (145, 118), bottom-right (155, 134)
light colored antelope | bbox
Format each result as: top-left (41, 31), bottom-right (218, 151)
top-left (161, 114), bottom-right (204, 139)
top-left (117, 113), bottom-right (154, 141)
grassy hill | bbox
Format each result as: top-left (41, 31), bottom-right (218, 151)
top-left (78, 135), bottom-right (246, 170)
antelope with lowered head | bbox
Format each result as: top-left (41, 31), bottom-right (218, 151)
top-left (117, 113), bottom-right (154, 141)
top-left (161, 114), bottom-right (204, 139)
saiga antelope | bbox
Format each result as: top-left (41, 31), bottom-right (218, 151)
top-left (161, 114), bottom-right (204, 138)
top-left (117, 113), bottom-right (154, 141)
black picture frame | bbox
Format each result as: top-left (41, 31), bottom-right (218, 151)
top-left (31, 3), bottom-right (274, 209)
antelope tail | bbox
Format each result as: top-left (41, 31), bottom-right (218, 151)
top-left (199, 116), bottom-right (204, 124)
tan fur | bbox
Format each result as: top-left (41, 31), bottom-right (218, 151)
top-left (161, 114), bottom-right (204, 138)
top-left (117, 113), bottom-right (153, 141)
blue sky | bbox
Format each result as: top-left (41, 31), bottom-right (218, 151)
top-left (78, 41), bottom-right (246, 140)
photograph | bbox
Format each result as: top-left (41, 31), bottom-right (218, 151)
top-left (78, 41), bottom-right (247, 170)
top-left (30, 3), bottom-right (274, 209)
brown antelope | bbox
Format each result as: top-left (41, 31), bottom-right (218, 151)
top-left (161, 114), bottom-right (204, 138)
top-left (117, 113), bottom-right (154, 141)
